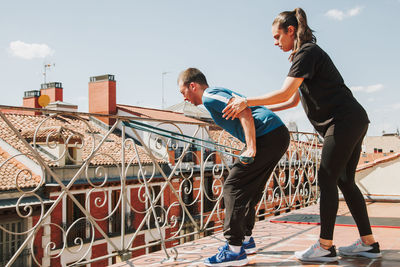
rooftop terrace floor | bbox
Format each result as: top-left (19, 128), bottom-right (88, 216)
top-left (112, 201), bottom-right (400, 267)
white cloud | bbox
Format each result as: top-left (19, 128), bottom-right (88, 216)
top-left (350, 84), bottom-right (384, 93)
top-left (325, 6), bottom-right (363, 21)
top-left (9, 41), bottom-right (54, 60)
top-left (325, 9), bottom-right (345, 21)
top-left (348, 6), bottom-right (362, 16)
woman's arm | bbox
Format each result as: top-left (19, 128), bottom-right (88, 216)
top-left (267, 90), bottom-right (300, 112)
top-left (222, 76), bottom-right (304, 119)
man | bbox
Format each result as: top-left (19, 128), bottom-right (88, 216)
top-left (178, 68), bottom-right (289, 266)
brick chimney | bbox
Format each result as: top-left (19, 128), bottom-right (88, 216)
top-left (23, 90), bottom-right (41, 115)
top-left (88, 74), bottom-right (116, 125)
top-left (40, 82), bottom-right (63, 103)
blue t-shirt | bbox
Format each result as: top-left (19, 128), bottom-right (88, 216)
top-left (202, 87), bottom-right (284, 143)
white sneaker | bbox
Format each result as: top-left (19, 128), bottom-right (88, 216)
top-left (338, 238), bottom-right (382, 258)
top-left (295, 241), bottom-right (338, 262)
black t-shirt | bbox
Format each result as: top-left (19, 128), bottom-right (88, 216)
top-left (288, 43), bottom-right (369, 136)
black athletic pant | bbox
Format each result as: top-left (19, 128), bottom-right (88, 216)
top-left (223, 125), bottom-right (290, 246)
top-left (319, 123), bottom-right (372, 240)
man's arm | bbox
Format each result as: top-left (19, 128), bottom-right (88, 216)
top-left (237, 106), bottom-right (256, 158)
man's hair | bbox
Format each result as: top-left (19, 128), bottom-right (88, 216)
top-left (178, 68), bottom-right (209, 87)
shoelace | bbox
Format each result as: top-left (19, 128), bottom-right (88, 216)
top-left (216, 249), bottom-right (229, 260)
top-left (351, 238), bottom-right (362, 248)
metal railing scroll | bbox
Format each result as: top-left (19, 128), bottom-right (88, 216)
top-left (0, 106), bottom-right (321, 266)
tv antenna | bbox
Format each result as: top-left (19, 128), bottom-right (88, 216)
top-left (43, 63), bottom-right (55, 84)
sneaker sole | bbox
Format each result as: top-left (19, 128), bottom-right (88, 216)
top-left (204, 258), bottom-right (249, 266)
top-left (339, 251), bottom-right (382, 259)
top-left (245, 247), bottom-right (257, 254)
top-left (295, 255), bottom-right (339, 262)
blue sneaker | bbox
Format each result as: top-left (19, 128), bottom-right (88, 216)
top-left (205, 245), bottom-right (248, 266)
top-left (243, 237), bottom-right (257, 254)
top-left (218, 238), bottom-right (257, 255)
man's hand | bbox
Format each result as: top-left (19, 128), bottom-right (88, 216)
top-left (239, 148), bottom-right (256, 164)
top-left (241, 148), bottom-right (256, 158)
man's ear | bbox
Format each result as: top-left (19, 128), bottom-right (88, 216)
top-left (190, 82), bottom-right (196, 91)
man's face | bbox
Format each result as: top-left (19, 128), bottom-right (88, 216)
top-left (272, 24), bottom-right (295, 52)
top-left (179, 81), bottom-right (201, 106)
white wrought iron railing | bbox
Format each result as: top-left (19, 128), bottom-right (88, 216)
top-left (0, 106), bottom-right (321, 266)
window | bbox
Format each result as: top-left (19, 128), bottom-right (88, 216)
top-left (204, 176), bottom-right (214, 212)
top-left (110, 190), bottom-right (121, 235)
top-left (148, 240), bottom-right (161, 253)
top-left (65, 147), bottom-right (77, 165)
top-left (148, 185), bottom-right (164, 229)
top-left (66, 193), bottom-right (87, 246)
top-left (0, 219), bottom-right (27, 266)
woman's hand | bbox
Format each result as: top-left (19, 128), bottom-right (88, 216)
top-left (222, 94), bottom-right (247, 120)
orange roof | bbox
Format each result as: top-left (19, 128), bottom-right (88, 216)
top-left (208, 130), bottom-right (244, 151)
top-left (0, 113), bottom-right (164, 167)
top-left (0, 147), bottom-right (41, 190)
top-left (117, 104), bottom-right (207, 125)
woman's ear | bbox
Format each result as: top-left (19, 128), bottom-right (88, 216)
top-left (287, 25), bottom-right (296, 36)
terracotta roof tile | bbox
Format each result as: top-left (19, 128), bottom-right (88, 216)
top-left (117, 104), bottom-right (207, 125)
top-left (0, 147), bottom-right (41, 190)
top-left (208, 130), bottom-right (244, 151)
top-left (0, 113), bottom-right (165, 168)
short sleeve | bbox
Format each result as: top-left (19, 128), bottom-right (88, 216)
top-left (288, 46), bottom-right (316, 79)
top-left (203, 89), bottom-right (233, 113)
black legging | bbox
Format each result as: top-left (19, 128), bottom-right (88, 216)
top-left (318, 123), bottom-right (372, 240)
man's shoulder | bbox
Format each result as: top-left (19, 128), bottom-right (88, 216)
top-left (203, 87), bottom-right (232, 104)
top-left (205, 87), bottom-right (231, 95)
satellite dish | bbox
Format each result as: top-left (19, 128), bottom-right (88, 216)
top-left (38, 95), bottom-right (50, 107)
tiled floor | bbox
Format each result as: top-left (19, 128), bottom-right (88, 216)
top-left (112, 202), bottom-right (400, 267)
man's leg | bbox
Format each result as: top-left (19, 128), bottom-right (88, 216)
top-left (243, 126), bottom-right (290, 237)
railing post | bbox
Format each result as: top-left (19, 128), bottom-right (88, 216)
top-left (200, 126), bottom-right (205, 229)
top-left (120, 124), bottom-right (130, 261)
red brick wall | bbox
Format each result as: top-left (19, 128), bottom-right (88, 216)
top-left (22, 97), bottom-right (41, 115)
top-left (88, 80), bottom-right (116, 125)
top-left (131, 234), bottom-right (145, 258)
top-left (32, 215), bottom-right (43, 266)
top-left (90, 191), bottom-right (109, 239)
top-left (91, 243), bottom-right (108, 266)
top-left (50, 196), bottom-right (63, 247)
top-left (40, 88), bottom-right (63, 102)
top-left (50, 257), bottom-right (61, 267)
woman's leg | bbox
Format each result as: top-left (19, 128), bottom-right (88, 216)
top-left (318, 124), bottom-right (369, 243)
top-left (337, 125), bottom-right (374, 242)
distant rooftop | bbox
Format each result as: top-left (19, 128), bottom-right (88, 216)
top-left (89, 74), bottom-right (115, 82)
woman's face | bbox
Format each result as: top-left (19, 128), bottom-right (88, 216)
top-left (271, 24), bottom-right (295, 52)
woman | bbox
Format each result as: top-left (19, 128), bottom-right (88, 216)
top-left (222, 7), bottom-right (381, 262)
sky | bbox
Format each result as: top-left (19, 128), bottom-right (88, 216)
top-left (1, 0), bottom-right (399, 136)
